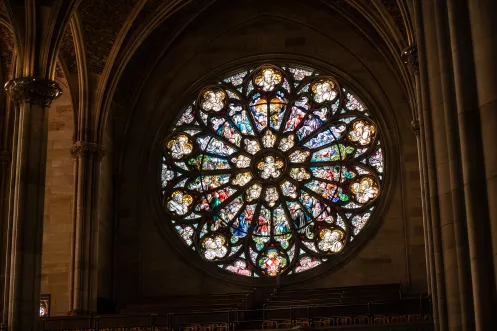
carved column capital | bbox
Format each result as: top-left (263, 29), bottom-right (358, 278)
top-left (411, 119), bottom-right (421, 138)
top-left (402, 45), bottom-right (419, 74)
top-left (70, 141), bottom-right (106, 161)
top-left (4, 77), bottom-right (62, 106)
top-left (0, 150), bottom-right (11, 165)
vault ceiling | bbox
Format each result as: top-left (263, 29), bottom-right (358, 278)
top-left (0, 0), bottom-right (414, 141)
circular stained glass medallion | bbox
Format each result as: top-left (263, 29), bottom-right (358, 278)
top-left (161, 64), bottom-right (385, 278)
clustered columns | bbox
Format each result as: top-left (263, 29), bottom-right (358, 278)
top-left (69, 141), bottom-right (105, 315)
top-left (3, 78), bottom-right (62, 331)
top-left (409, 1), bottom-right (497, 331)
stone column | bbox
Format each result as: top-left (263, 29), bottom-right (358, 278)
top-left (412, 3), bottom-right (440, 328)
top-left (417, 2), bottom-right (452, 330)
top-left (447, 1), bottom-right (497, 330)
top-left (402, 44), bottom-right (435, 297)
top-left (0, 150), bottom-right (11, 325)
top-left (467, 0), bottom-right (497, 300)
top-left (431, 1), bottom-right (474, 330)
top-left (69, 141), bottom-right (105, 315)
top-left (4, 78), bottom-right (62, 331)
top-left (1, 111), bottom-right (17, 329)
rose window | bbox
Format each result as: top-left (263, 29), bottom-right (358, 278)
top-left (161, 64), bottom-right (385, 277)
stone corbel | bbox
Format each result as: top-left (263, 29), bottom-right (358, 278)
top-left (70, 141), bottom-right (106, 161)
top-left (4, 77), bottom-right (62, 106)
top-left (401, 45), bottom-right (419, 75)
top-left (411, 119), bottom-right (420, 138)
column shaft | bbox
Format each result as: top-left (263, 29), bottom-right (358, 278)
top-left (70, 142), bottom-right (104, 315)
top-left (1, 108), bottom-right (18, 327)
top-left (468, 0), bottom-right (497, 300)
top-left (432, 1), bottom-right (474, 330)
top-left (414, 74), bottom-right (433, 296)
top-left (8, 102), bottom-right (49, 331)
top-left (4, 78), bottom-right (61, 331)
top-left (447, 1), bottom-right (497, 330)
top-left (414, 1), bottom-right (446, 330)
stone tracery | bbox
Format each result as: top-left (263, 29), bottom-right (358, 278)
top-left (161, 64), bottom-right (384, 277)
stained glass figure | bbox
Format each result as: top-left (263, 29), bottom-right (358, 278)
top-left (281, 181), bottom-right (298, 198)
top-left (311, 79), bottom-right (338, 103)
top-left (166, 190), bottom-right (193, 215)
top-left (279, 135), bottom-right (295, 151)
top-left (202, 235), bottom-right (228, 260)
top-left (225, 259), bottom-right (252, 276)
top-left (257, 155), bottom-right (284, 180)
top-left (245, 184), bottom-right (262, 202)
top-left (317, 228), bottom-right (345, 253)
top-left (264, 187), bottom-right (279, 207)
top-left (161, 64), bottom-right (385, 277)
top-left (200, 88), bottom-right (227, 112)
top-left (350, 176), bottom-right (379, 203)
top-left (244, 138), bottom-right (260, 154)
top-left (254, 67), bottom-right (283, 92)
top-left (232, 172), bottom-right (252, 186)
top-left (262, 130), bottom-right (277, 148)
top-left (290, 168), bottom-right (311, 181)
top-left (40, 297), bottom-right (49, 317)
top-left (295, 256), bottom-right (321, 273)
top-left (232, 109), bottom-right (254, 135)
top-left (250, 95), bottom-right (269, 130)
top-left (348, 120), bottom-right (376, 145)
top-left (232, 154), bottom-right (251, 168)
top-left (167, 134), bottom-right (193, 159)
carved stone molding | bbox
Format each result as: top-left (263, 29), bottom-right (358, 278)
top-left (411, 119), bottom-right (420, 138)
top-left (401, 44), bottom-right (419, 74)
top-left (4, 78), bottom-right (62, 106)
top-left (70, 141), bottom-right (106, 161)
top-left (0, 150), bottom-right (11, 165)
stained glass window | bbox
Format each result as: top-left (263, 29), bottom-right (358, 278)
top-left (40, 295), bottom-right (50, 317)
top-left (161, 64), bottom-right (384, 277)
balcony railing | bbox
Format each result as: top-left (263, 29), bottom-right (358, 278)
top-left (38, 300), bottom-right (434, 331)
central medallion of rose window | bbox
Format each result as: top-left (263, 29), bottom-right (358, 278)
top-left (256, 155), bottom-right (285, 180)
top-left (161, 64), bottom-right (385, 278)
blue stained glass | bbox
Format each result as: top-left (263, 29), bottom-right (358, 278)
top-left (215, 120), bottom-right (241, 147)
top-left (304, 129), bottom-right (335, 149)
top-left (231, 204), bottom-right (255, 237)
top-left (297, 113), bottom-right (324, 140)
top-left (232, 109), bottom-right (255, 135)
top-left (299, 191), bottom-right (325, 218)
top-left (249, 93), bottom-right (268, 131)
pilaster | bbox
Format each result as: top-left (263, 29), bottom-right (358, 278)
top-left (69, 141), bottom-right (105, 315)
top-left (402, 41), bottom-right (434, 303)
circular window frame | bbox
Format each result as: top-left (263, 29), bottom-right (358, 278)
top-left (149, 56), bottom-right (397, 287)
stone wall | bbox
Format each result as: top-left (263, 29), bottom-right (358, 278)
top-left (113, 0), bottom-right (427, 307)
top-left (41, 81), bottom-right (74, 316)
